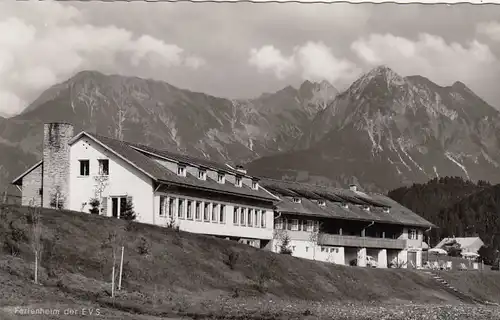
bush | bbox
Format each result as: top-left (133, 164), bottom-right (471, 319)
top-left (223, 249), bottom-right (239, 270)
top-left (88, 198), bottom-right (100, 215)
top-left (3, 220), bottom-right (27, 256)
top-left (137, 236), bottom-right (151, 256)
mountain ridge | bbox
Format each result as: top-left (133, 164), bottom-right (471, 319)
top-left (247, 66), bottom-right (500, 192)
top-left (2, 65), bottom-right (500, 194)
top-left (0, 70), bottom-right (338, 193)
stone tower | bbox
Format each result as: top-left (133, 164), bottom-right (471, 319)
top-left (42, 122), bottom-right (74, 209)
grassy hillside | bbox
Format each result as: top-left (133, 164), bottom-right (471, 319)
top-left (1, 204), bottom-right (500, 319)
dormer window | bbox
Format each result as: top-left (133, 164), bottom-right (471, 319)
top-left (363, 205), bottom-right (370, 212)
top-left (198, 169), bottom-right (206, 180)
top-left (235, 175), bottom-right (242, 187)
top-left (341, 203), bottom-right (349, 209)
top-left (217, 172), bottom-right (225, 184)
top-left (383, 207), bottom-right (390, 213)
top-left (251, 180), bottom-right (259, 190)
top-left (318, 200), bottom-right (326, 207)
top-left (177, 164), bottom-right (186, 177)
top-left (293, 197), bottom-right (301, 204)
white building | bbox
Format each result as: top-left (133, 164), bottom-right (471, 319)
top-left (12, 123), bottom-right (278, 249)
top-left (261, 179), bottom-right (435, 268)
top-left (435, 237), bottom-right (485, 255)
top-left (12, 122), bottom-right (435, 268)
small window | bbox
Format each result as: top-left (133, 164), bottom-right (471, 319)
top-left (212, 204), bottom-right (219, 222)
top-left (217, 172), bottom-right (225, 184)
top-left (178, 198), bottom-right (185, 219)
top-left (306, 220), bottom-right (314, 232)
top-left (254, 209), bottom-right (259, 227)
top-left (168, 198), bottom-right (175, 217)
top-left (187, 200), bottom-right (193, 220)
top-left (98, 159), bottom-right (109, 175)
top-left (198, 169), bottom-right (206, 180)
top-left (261, 211), bottom-right (266, 228)
top-left (409, 228), bottom-right (417, 240)
top-left (195, 202), bottom-right (201, 220)
top-left (240, 208), bottom-right (246, 226)
top-left (252, 180), bottom-right (259, 190)
top-left (247, 209), bottom-right (253, 226)
top-left (203, 202), bottom-right (210, 221)
top-left (274, 217), bottom-right (283, 230)
top-left (159, 196), bottom-right (166, 217)
top-left (220, 204), bottom-right (226, 223)
top-left (233, 207), bottom-right (239, 225)
top-left (321, 247), bottom-right (326, 252)
top-left (79, 160), bottom-right (90, 176)
top-left (305, 247), bottom-right (309, 252)
top-left (341, 203), bottom-right (349, 209)
top-left (318, 200), bottom-right (326, 207)
top-left (177, 164), bottom-right (186, 176)
top-left (293, 197), bottom-right (301, 204)
top-left (235, 176), bottom-right (242, 187)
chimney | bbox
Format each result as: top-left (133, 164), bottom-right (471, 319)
top-left (235, 165), bottom-right (247, 174)
top-left (42, 122), bottom-right (74, 209)
top-left (349, 184), bottom-right (357, 192)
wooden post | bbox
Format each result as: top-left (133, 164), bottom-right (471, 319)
top-left (111, 248), bottom-right (116, 298)
top-left (34, 250), bottom-right (38, 284)
top-left (118, 246), bottom-right (124, 290)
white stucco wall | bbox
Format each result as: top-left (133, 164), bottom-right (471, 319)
top-left (400, 227), bottom-right (424, 249)
top-left (154, 193), bottom-right (274, 240)
top-left (69, 137), bottom-right (155, 224)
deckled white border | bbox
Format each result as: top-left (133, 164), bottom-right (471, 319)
top-left (32, 0), bottom-right (500, 4)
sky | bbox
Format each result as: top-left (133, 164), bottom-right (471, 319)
top-left (1, 2), bottom-right (500, 116)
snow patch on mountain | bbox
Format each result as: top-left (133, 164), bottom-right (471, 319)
top-left (445, 151), bottom-right (470, 180)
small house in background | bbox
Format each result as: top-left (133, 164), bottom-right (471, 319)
top-left (435, 237), bottom-right (485, 255)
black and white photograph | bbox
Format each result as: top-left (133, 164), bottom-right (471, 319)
top-left (0, 1), bottom-right (500, 319)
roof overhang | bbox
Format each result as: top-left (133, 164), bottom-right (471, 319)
top-left (157, 179), bottom-right (277, 203)
top-left (11, 160), bottom-right (43, 185)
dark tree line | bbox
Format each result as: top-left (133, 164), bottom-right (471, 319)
top-left (388, 177), bottom-right (499, 253)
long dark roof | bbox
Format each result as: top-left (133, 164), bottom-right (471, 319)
top-left (85, 133), bottom-right (277, 202)
top-left (260, 178), bottom-right (435, 228)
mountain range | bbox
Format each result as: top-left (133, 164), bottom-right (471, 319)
top-left (1, 65), bottom-right (500, 194)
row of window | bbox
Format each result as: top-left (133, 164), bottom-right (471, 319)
top-left (275, 218), bottom-right (320, 232)
top-left (232, 206), bottom-right (266, 228)
top-left (176, 164), bottom-right (259, 190)
top-left (79, 159), bottom-right (109, 176)
top-left (159, 196), bottom-right (267, 228)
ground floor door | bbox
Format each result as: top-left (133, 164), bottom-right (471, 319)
top-left (408, 251), bottom-right (417, 269)
top-left (111, 196), bottom-right (127, 218)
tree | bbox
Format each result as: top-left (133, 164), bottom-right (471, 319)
top-left (308, 221), bottom-right (322, 260)
top-left (89, 198), bottom-right (100, 215)
top-left (93, 175), bottom-right (109, 200)
top-left (29, 205), bottom-right (43, 284)
top-left (120, 198), bottom-right (137, 221)
top-left (478, 245), bottom-right (498, 266)
top-left (279, 233), bottom-right (293, 255)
